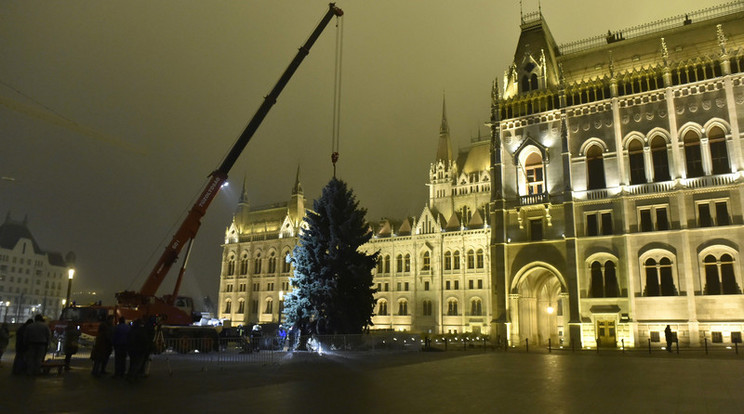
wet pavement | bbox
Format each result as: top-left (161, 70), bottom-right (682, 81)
top-left (1, 349), bottom-right (742, 413)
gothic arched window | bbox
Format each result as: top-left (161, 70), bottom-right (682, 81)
top-left (628, 139), bottom-right (646, 185)
top-left (709, 126), bottom-right (730, 175)
top-left (651, 136), bottom-right (670, 182)
top-left (704, 253), bottom-right (740, 295)
top-left (586, 145), bottom-right (606, 190)
top-left (683, 131), bottom-right (704, 178)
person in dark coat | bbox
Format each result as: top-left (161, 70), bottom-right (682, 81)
top-left (24, 314), bottom-right (51, 375)
top-left (0, 323), bottom-right (9, 365)
top-left (126, 319), bottom-right (149, 381)
top-left (90, 315), bottom-right (114, 376)
top-left (112, 317), bottom-right (130, 377)
top-left (12, 319), bottom-right (32, 375)
top-left (62, 323), bottom-right (80, 371)
top-left (664, 325), bottom-right (674, 353)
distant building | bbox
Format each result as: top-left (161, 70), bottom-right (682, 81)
top-left (0, 214), bottom-right (71, 322)
top-left (218, 2), bottom-right (744, 347)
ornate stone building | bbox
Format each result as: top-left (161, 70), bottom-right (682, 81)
top-left (219, 2), bottom-right (744, 347)
top-left (0, 214), bottom-right (71, 322)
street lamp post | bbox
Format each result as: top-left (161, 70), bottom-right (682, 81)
top-left (2, 301), bottom-right (9, 323)
top-left (66, 268), bottom-right (75, 306)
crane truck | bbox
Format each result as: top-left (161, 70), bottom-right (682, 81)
top-left (52, 3), bottom-right (344, 351)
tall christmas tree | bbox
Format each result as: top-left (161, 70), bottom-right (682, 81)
top-left (284, 178), bottom-right (377, 335)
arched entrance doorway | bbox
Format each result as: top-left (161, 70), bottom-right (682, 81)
top-left (510, 265), bottom-right (567, 347)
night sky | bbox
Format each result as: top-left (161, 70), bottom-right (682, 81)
top-left (0, 0), bottom-right (724, 307)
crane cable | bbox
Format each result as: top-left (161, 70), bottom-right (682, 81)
top-left (331, 13), bottom-right (344, 178)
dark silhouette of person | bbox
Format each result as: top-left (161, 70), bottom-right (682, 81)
top-left (126, 319), bottom-right (149, 381)
top-left (664, 325), bottom-right (674, 353)
top-left (90, 315), bottom-right (114, 377)
top-left (12, 319), bottom-right (33, 374)
top-left (24, 314), bottom-right (51, 375)
top-left (112, 317), bottom-right (131, 377)
top-left (62, 323), bottom-right (80, 371)
top-left (0, 323), bottom-right (9, 364)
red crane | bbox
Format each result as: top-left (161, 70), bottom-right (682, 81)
top-left (111, 3), bottom-right (344, 328)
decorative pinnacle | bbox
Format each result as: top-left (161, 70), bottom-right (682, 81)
top-left (608, 50), bottom-right (615, 78)
top-left (440, 92), bottom-right (449, 135)
top-left (717, 24), bottom-right (727, 56)
top-left (660, 38), bottom-right (669, 66)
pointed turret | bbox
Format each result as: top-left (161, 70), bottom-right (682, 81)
top-left (288, 164), bottom-right (305, 226)
top-left (436, 94), bottom-right (453, 163)
top-left (292, 165), bottom-right (303, 196)
top-left (503, 10), bottom-right (560, 99)
top-left (233, 175), bottom-right (251, 232)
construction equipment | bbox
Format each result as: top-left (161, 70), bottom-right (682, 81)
top-left (52, 3), bottom-right (344, 350)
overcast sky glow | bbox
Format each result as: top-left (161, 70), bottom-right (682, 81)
top-left (0, 0), bottom-right (725, 307)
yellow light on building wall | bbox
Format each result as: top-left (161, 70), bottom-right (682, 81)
top-left (546, 306), bottom-right (554, 314)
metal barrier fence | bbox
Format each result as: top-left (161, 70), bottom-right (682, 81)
top-left (151, 333), bottom-right (427, 374)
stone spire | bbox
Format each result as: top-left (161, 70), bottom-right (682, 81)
top-left (292, 164), bottom-right (303, 196)
top-left (288, 164), bottom-right (305, 226)
top-left (239, 174), bottom-right (249, 205)
top-left (436, 93), bottom-right (453, 163)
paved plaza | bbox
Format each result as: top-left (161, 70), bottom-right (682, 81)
top-left (1, 349), bottom-right (743, 413)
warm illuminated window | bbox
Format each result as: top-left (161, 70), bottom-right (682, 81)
top-left (404, 254), bottom-right (411, 272)
top-left (467, 250), bottom-right (475, 269)
top-left (396, 254), bottom-right (403, 273)
top-left (422, 252), bottom-right (431, 271)
top-left (476, 249), bottom-right (484, 268)
top-left (444, 251), bottom-right (452, 270)
top-left (525, 152), bottom-right (544, 195)
top-left (453, 251), bottom-right (460, 270)
top-left (586, 145), bottom-right (606, 190)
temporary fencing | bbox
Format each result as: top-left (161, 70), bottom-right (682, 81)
top-left (150, 332), bottom-right (428, 374)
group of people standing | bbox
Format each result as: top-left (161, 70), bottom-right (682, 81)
top-left (10, 315), bottom-right (52, 375)
top-left (2, 313), bottom-right (155, 380)
top-left (63, 316), bottom-right (155, 380)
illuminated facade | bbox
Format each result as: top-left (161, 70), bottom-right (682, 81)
top-left (490, 2), bottom-right (744, 348)
top-left (0, 214), bottom-right (70, 322)
top-left (219, 2), bottom-right (744, 347)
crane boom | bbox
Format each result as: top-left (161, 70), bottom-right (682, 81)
top-left (137, 3), bottom-right (344, 297)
